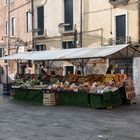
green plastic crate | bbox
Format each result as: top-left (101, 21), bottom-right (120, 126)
top-left (13, 88), bottom-right (43, 104)
top-left (57, 91), bottom-right (89, 107)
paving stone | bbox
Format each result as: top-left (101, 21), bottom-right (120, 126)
top-left (0, 96), bottom-right (140, 140)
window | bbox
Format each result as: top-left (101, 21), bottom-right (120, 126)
top-left (5, 0), bottom-right (8, 5)
top-left (65, 66), bottom-right (74, 75)
top-left (4, 0), bottom-right (14, 5)
top-left (37, 6), bottom-right (44, 35)
top-left (25, 11), bottom-right (31, 32)
top-left (11, 17), bottom-right (15, 36)
top-left (109, 0), bottom-right (116, 2)
top-left (35, 44), bottom-right (46, 51)
top-left (62, 41), bottom-right (75, 49)
top-left (0, 48), bottom-right (3, 58)
top-left (64, 0), bottom-right (73, 31)
top-left (5, 20), bottom-right (8, 35)
top-left (115, 14), bottom-right (126, 44)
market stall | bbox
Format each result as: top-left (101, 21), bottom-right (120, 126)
top-left (11, 73), bottom-right (129, 108)
top-left (2, 44), bottom-right (140, 108)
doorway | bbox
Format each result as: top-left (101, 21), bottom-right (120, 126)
top-left (65, 66), bottom-right (74, 75)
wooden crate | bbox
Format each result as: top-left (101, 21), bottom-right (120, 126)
top-left (43, 92), bottom-right (56, 106)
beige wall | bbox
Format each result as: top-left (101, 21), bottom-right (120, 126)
top-left (83, 0), bottom-right (139, 46)
top-left (0, 0), bottom-right (139, 82)
top-left (10, 0), bottom-right (32, 48)
top-left (33, 0), bottom-right (82, 49)
top-left (0, 0), bottom-right (32, 83)
top-left (34, 0), bottom-right (139, 48)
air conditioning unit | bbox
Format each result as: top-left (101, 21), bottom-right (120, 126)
top-left (109, 0), bottom-right (129, 6)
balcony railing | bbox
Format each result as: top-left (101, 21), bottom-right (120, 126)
top-left (33, 28), bottom-right (47, 38)
top-left (109, 0), bottom-right (129, 7)
top-left (108, 36), bottom-right (131, 45)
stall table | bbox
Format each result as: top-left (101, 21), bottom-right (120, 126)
top-left (12, 87), bottom-right (43, 104)
top-left (12, 87), bottom-right (124, 109)
top-left (56, 91), bottom-right (89, 107)
top-left (89, 90), bottom-right (122, 109)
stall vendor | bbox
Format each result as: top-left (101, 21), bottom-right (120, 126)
top-left (106, 64), bottom-right (116, 74)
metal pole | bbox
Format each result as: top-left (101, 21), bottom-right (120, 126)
top-left (5, 0), bottom-right (11, 94)
top-left (80, 0), bottom-right (84, 74)
top-left (8, 0), bottom-right (10, 56)
top-left (80, 0), bottom-right (83, 48)
top-left (31, 0), bottom-right (35, 50)
top-left (138, 0), bottom-right (140, 44)
top-left (126, 46), bottom-right (129, 76)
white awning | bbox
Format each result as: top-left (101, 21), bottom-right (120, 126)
top-left (1, 52), bottom-right (32, 60)
top-left (1, 44), bottom-right (139, 60)
top-left (63, 44), bottom-right (128, 59)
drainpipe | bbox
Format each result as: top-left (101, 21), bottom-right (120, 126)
top-left (80, 0), bottom-right (83, 48)
top-left (31, 0), bottom-right (34, 50)
top-left (5, 0), bottom-right (11, 93)
top-left (8, 0), bottom-right (10, 56)
top-left (138, 0), bottom-right (140, 44)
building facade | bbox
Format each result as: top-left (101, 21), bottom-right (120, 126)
top-left (33, 0), bottom-right (140, 49)
top-left (32, 0), bottom-right (140, 75)
top-left (0, 0), bottom-right (32, 83)
top-left (0, 0), bottom-right (140, 87)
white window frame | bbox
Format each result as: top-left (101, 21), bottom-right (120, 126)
top-left (35, 44), bottom-right (46, 51)
top-left (35, 5), bottom-right (44, 29)
top-left (11, 16), bottom-right (15, 37)
top-left (4, 0), bottom-right (14, 6)
top-left (25, 10), bottom-right (31, 32)
top-left (5, 0), bottom-right (8, 5)
top-left (5, 20), bottom-right (8, 35)
top-left (113, 12), bottom-right (128, 40)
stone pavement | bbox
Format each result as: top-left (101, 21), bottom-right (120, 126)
top-left (0, 95), bottom-right (140, 140)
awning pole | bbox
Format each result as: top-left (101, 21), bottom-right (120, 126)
top-left (126, 46), bottom-right (129, 76)
top-left (81, 59), bottom-right (84, 75)
top-left (47, 60), bottom-right (54, 75)
top-left (77, 58), bottom-right (89, 75)
top-left (16, 60), bottom-right (19, 74)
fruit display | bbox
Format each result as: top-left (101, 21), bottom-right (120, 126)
top-left (104, 74), bottom-right (114, 83)
top-left (13, 73), bottom-right (128, 94)
top-left (69, 74), bottom-right (79, 83)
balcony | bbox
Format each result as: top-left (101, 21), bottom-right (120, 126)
top-left (109, 0), bottom-right (129, 7)
top-left (58, 23), bottom-right (74, 36)
top-left (61, 30), bottom-right (74, 36)
top-left (33, 28), bottom-right (47, 38)
top-left (108, 36), bottom-right (131, 45)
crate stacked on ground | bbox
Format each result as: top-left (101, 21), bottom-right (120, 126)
top-left (43, 90), bottom-right (56, 106)
top-left (124, 79), bottom-right (136, 104)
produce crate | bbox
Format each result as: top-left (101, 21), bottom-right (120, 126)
top-left (90, 93), bottom-right (110, 109)
top-left (90, 91), bottom-right (122, 109)
top-left (43, 92), bottom-right (56, 106)
top-left (56, 91), bottom-right (89, 107)
top-left (110, 91), bottom-right (122, 107)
